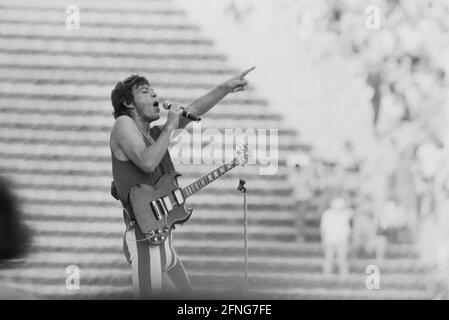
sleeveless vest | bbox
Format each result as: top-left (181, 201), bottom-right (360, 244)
top-left (111, 124), bottom-right (175, 209)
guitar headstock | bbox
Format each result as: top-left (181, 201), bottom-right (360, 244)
top-left (235, 142), bottom-right (249, 166)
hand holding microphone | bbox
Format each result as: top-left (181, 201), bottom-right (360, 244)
top-left (163, 102), bottom-right (182, 130)
top-left (163, 101), bottom-right (201, 122)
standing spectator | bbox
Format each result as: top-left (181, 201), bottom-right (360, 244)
top-left (340, 140), bottom-right (361, 197)
top-left (415, 141), bottom-right (443, 220)
top-left (351, 196), bottom-right (387, 263)
top-left (390, 145), bottom-right (420, 232)
top-left (320, 197), bottom-right (352, 277)
top-left (287, 152), bottom-right (316, 242)
top-left (378, 198), bottom-right (408, 243)
top-left (287, 153), bottom-right (315, 207)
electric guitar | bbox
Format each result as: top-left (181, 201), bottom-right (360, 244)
top-left (128, 143), bottom-right (249, 245)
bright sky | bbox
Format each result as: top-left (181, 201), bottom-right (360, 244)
top-left (174, 0), bottom-right (375, 160)
top-left (176, 0), bottom-right (371, 160)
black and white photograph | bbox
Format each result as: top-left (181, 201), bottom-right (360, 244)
top-left (0, 0), bottom-right (449, 304)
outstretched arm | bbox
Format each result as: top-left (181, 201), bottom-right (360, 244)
top-left (177, 66), bottom-right (256, 129)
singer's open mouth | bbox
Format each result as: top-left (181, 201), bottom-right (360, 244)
top-left (153, 101), bottom-right (159, 107)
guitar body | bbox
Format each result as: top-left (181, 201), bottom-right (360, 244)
top-left (126, 143), bottom-right (248, 246)
top-left (128, 171), bottom-right (193, 246)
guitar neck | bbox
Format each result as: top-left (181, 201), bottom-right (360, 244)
top-left (182, 158), bottom-right (239, 199)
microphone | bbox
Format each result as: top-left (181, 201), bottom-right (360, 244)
top-left (163, 101), bottom-right (201, 122)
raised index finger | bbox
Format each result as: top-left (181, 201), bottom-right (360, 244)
top-left (239, 66), bottom-right (256, 79)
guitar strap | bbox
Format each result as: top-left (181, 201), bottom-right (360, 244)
top-left (111, 180), bottom-right (136, 228)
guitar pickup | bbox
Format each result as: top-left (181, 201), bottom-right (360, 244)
top-left (150, 201), bottom-right (162, 220)
top-left (173, 189), bottom-right (184, 205)
top-left (158, 198), bottom-right (168, 216)
top-left (163, 196), bottom-right (173, 211)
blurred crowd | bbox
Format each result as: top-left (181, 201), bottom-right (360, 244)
top-left (286, 134), bottom-right (445, 302)
top-left (288, 131), bottom-right (449, 296)
top-left (289, 133), bottom-right (449, 242)
top-left (258, 0), bottom-right (449, 297)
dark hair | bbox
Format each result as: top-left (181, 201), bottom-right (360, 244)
top-left (0, 175), bottom-right (32, 264)
top-left (111, 74), bottom-right (150, 119)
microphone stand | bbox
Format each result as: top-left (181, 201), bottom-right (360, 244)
top-left (237, 179), bottom-right (248, 295)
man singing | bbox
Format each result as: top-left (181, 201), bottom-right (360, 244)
top-left (109, 67), bottom-right (255, 299)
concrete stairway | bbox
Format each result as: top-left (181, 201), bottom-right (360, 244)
top-left (0, 0), bottom-right (432, 299)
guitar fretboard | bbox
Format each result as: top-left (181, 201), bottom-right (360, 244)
top-left (182, 158), bottom-right (239, 198)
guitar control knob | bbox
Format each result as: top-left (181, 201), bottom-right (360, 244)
top-left (156, 229), bottom-right (162, 234)
top-left (160, 236), bottom-right (165, 241)
top-left (163, 227), bottom-right (169, 233)
top-left (154, 236), bottom-right (160, 241)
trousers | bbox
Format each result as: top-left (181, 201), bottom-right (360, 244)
top-left (123, 225), bottom-right (192, 299)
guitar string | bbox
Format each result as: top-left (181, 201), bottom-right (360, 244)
top-left (126, 128), bottom-right (236, 242)
top-left (125, 159), bottom-right (239, 243)
top-left (126, 177), bottom-right (225, 243)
